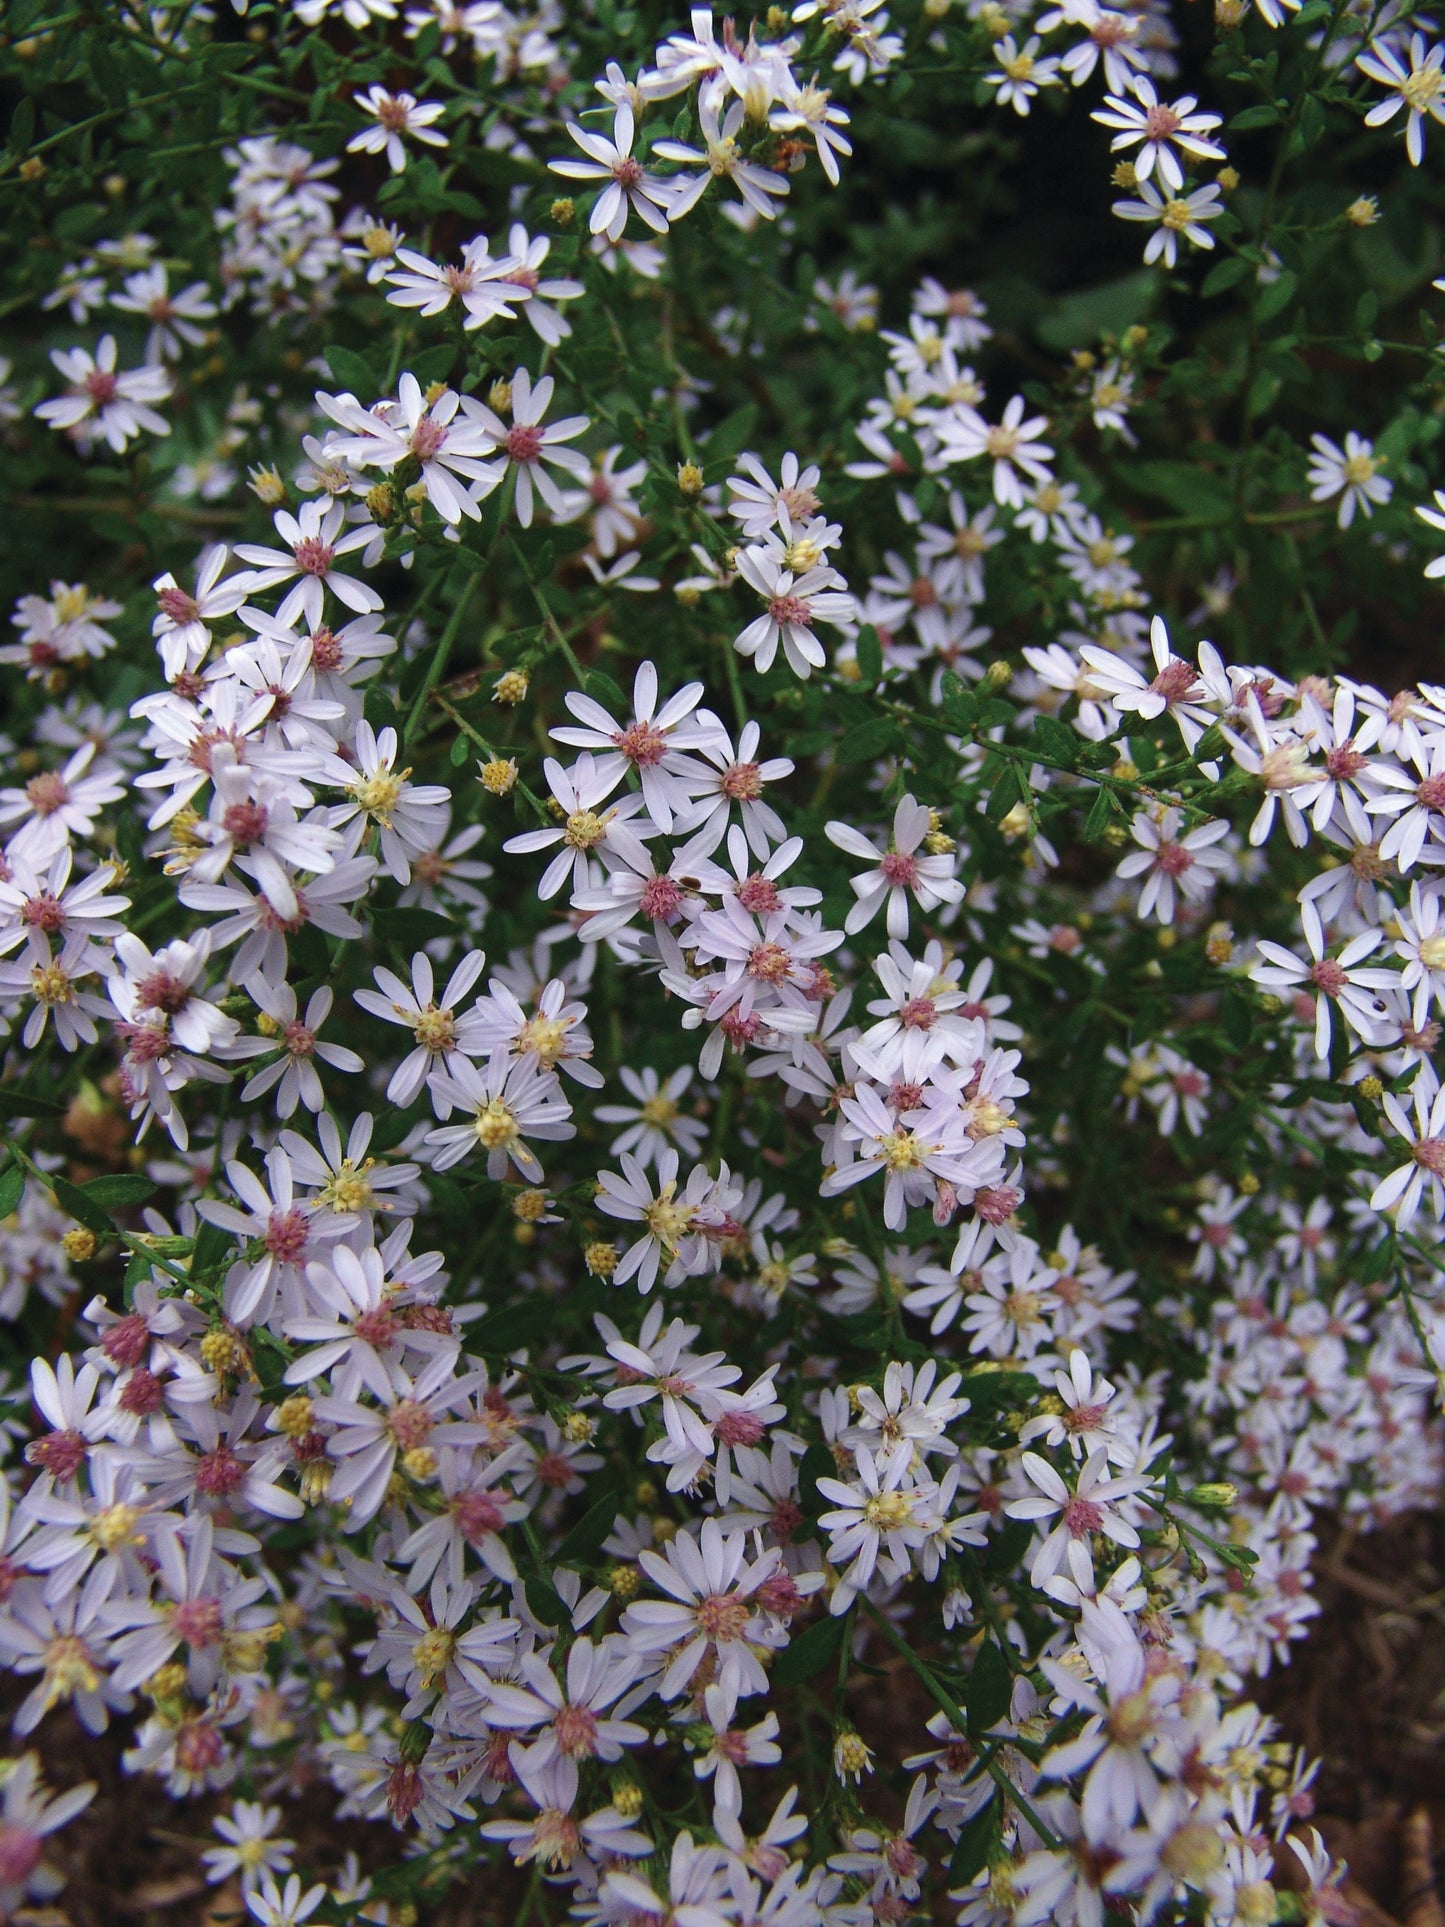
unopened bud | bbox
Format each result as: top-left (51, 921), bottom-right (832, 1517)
top-left (493, 669), bottom-right (529, 706)
top-left (487, 378), bottom-right (513, 417)
top-left (513, 1187), bottom-right (549, 1222)
top-left (1346, 195), bottom-right (1380, 227)
top-left (550, 196), bottom-right (576, 226)
top-left (1187, 1482), bottom-right (1239, 1509)
top-left (1216, 166), bottom-right (1239, 191)
top-left (366, 482), bottom-right (398, 526)
top-left (247, 465), bottom-right (287, 507)
top-left (983, 659), bottom-right (1013, 692)
top-left (610, 1777), bottom-right (644, 1816)
top-left (61, 1228), bottom-right (97, 1262)
top-left (479, 757), bottom-right (519, 795)
top-left (584, 1240), bottom-right (618, 1278)
top-left (677, 461), bottom-right (705, 499)
top-left (1357, 1074), bottom-right (1384, 1102)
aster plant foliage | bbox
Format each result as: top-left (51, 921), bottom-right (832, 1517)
top-left (1, 0), bottom-right (1445, 1919)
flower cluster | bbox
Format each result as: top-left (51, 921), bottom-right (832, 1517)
top-left (3, 0), bottom-right (1445, 1919)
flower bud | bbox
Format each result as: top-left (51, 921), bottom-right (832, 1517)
top-left (493, 669), bottom-right (530, 706)
top-left (550, 197), bottom-right (576, 226)
top-left (61, 1228), bottom-right (97, 1262)
top-left (584, 1239), bottom-right (618, 1277)
top-left (479, 757), bottom-right (519, 795)
top-left (1187, 1482), bottom-right (1239, 1509)
top-left (677, 461), bottom-right (705, 499)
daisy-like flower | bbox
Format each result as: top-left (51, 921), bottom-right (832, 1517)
top-left (110, 265), bottom-right (218, 363)
top-left (354, 949), bottom-right (487, 1106)
top-left (594, 1148), bottom-right (739, 1292)
top-left (201, 1801), bottom-right (296, 1896)
top-left (1249, 925), bottom-right (1401, 1059)
top-left (622, 1519), bottom-right (782, 1698)
top-left (984, 35), bottom-right (1062, 114)
top-left (347, 88), bottom-right (448, 172)
top-left (152, 546), bottom-right (249, 681)
top-left (595, 1064), bottom-right (706, 1166)
top-left (502, 753), bottom-right (656, 901)
top-left (0, 1755), bottom-right (95, 1918)
top-left (321, 374), bottom-right (502, 526)
top-left (548, 659), bottom-right (716, 834)
top-left (1005, 1447), bottom-right (1149, 1592)
top-left (1080, 615), bottom-right (1217, 751)
top-left (1371, 1066), bottom-right (1445, 1225)
top-left (1356, 32), bottom-right (1445, 167)
top-left (1393, 882), bottom-right (1445, 1027)
top-left (817, 1444), bottom-right (935, 1612)
top-left (1018, 1352), bottom-right (1121, 1461)
top-left (1115, 807), bottom-right (1231, 924)
top-left (0, 741), bottom-right (127, 867)
top-left (1113, 179), bottom-right (1222, 267)
top-left (425, 1051), bottom-right (576, 1179)
top-left (1416, 488), bottom-right (1445, 576)
top-left (323, 720), bottom-right (451, 885)
top-left (495, 223), bottom-right (585, 345)
top-left (484, 1636), bottom-right (646, 1769)
top-left (655, 95), bottom-right (792, 223)
top-left (938, 396), bottom-right (1055, 508)
top-left (675, 717), bottom-right (794, 859)
top-left (246, 1874), bottom-right (329, 1927)
top-left (0, 848), bottom-right (129, 962)
top-left (550, 103), bottom-right (676, 241)
top-left (459, 368), bottom-right (589, 527)
top-left (727, 452), bottom-right (824, 542)
top-left (733, 544), bottom-right (856, 679)
top-left (770, 73), bottom-right (852, 184)
top-left (233, 497), bottom-right (381, 632)
top-left (1091, 76), bottom-right (1225, 192)
top-left (35, 335), bottom-right (171, 452)
top-left (384, 235), bottom-right (531, 331)
top-left (1306, 432), bottom-right (1392, 529)
top-left (232, 978), bottom-right (364, 1117)
top-left (826, 794), bottom-right (963, 938)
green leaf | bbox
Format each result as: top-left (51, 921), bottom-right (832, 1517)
top-left (1201, 255), bottom-right (1251, 298)
top-left (1035, 268), bottom-right (1157, 351)
top-left (985, 765), bottom-right (1024, 824)
top-left (449, 732), bottom-right (470, 767)
top-left (82, 1174), bottom-right (157, 1211)
top-left (474, 1296), bottom-right (557, 1355)
top-left (1255, 269), bottom-right (1297, 324)
top-left (191, 1217), bottom-right (234, 1278)
top-left (1229, 103), bottom-right (1283, 129)
top-left (799, 1441), bottom-right (835, 1523)
top-left (855, 625), bottom-right (883, 685)
top-left (0, 1163), bottom-right (23, 1219)
top-left (1123, 460), bottom-right (1231, 521)
top-left (50, 1175), bottom-right (114, 1238)
top-left (772, 1611), bottom-right (846, 1686)
top-left (555, 1484), bottom-right (623, 1566)
top-left (703, 403), bottom-right (760, 471)
top-left (836, 718), bottom-right (901, 765)
top-left (966, 1638), bottom-right (1012, 1737)
top-left (949, 1795), bottom-right (1000, 1886)
top-left (371, 907), bottom-right (456, 951)
top-left (324, 344), bottom-right (380, 400)
top-left (8, 97), bottom-right (36, 156)
top-left (1031, 715), bottom-right (1080, 767)
top-left (0, 1089), bottom-right (63, 1119)
top-left (584, 669), bottom-right (626, 709)
top-left (525, 1574), bottom-right (568, 1626)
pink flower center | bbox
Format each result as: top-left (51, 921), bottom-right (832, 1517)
top-left (909, 577), bottom-right (937, 608)
top-left (721, 759), bottom-right (763, 800)
top-left (135, 968), bottom-right (190, 1014)
top-left (900, 995), bottom-right (937, 1029)
top-left (553, 1702), bottom-right (600, 1757)
top-left (195, 1445), bottom-right (247, 1496)
top-left (26, 1429), bottom-right (87, 1479)
top-left (716, 1409), bottom-right (765, 1447)
top-left (410, 417), bottom-right (448, 461)
top-left (768, 593), bottom-right (813, 629)
top-left (613, 719), bottom-right (669, 768)
top-left (1062, 1494), bottom-right (1104, 1536)
top-left (25, 772), bottom-right (68, 815)
top-left (309, 626), bottom-right (342, 670)
top-left (880, 851), bottom-right (919, 888)
top-left (173, 1595), bottom-right (225, 1647)
top-left (21, 893), bottom-right (65, 932)
top-left (283, 1019), bottom-right (316, 1057)
top-left (1412, 1135), bottom-right (1445, 1176)
top-left (222, 799), bottom-right (268, 848)
top-left (119, 1367), bottom-right (164, 1416)
top-left (175, 1721), bottom-right (224, 1775)
top-left (1155, 839), bottom-right (1193, 877)
top-left (613, 156), bottom-right (644, 187)
top-left (265, 1208), bottom-right (309, 1263)
top-left (1417, 773), bottom-right (1445, 811)
top-left (84, 369), bottom-right (119, 405)
top-left (505, 422), bottom-right (544, 464)
top-left (736, 874), bottom-right (780, 914)
top-left (388, 1399), bottom-right (435, 1452)
top-left (103, 1312), bottom-right (150, 1368)
top-left (639, 873), bottom-right (683, 921)
top-left (0, 1828), bottom-right (42, 1888)
top-left (1325, 741), bottom-right (1366, 780)
top-left (292, 536), bottom-right (334, 577)
top-left (454, 1491), bottom-right (505, 1541)
top-left (1309, 958), bottom-right (1347, 997)
top-left (696, 1591), bottom-right (751, 1641)
top-left (353, 1306), bottom-right (398, 1349)
top-left (747, 940), bottom-right (792, 984)
top-left (1149, 658), bottom-right (1198, 703)
top-left (975, 1183), bottom-right (1021, 1225)
top-left (159, 586), bottom-right (201, 624)
top-left (1143, 103), bottom-right (1182, 139)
